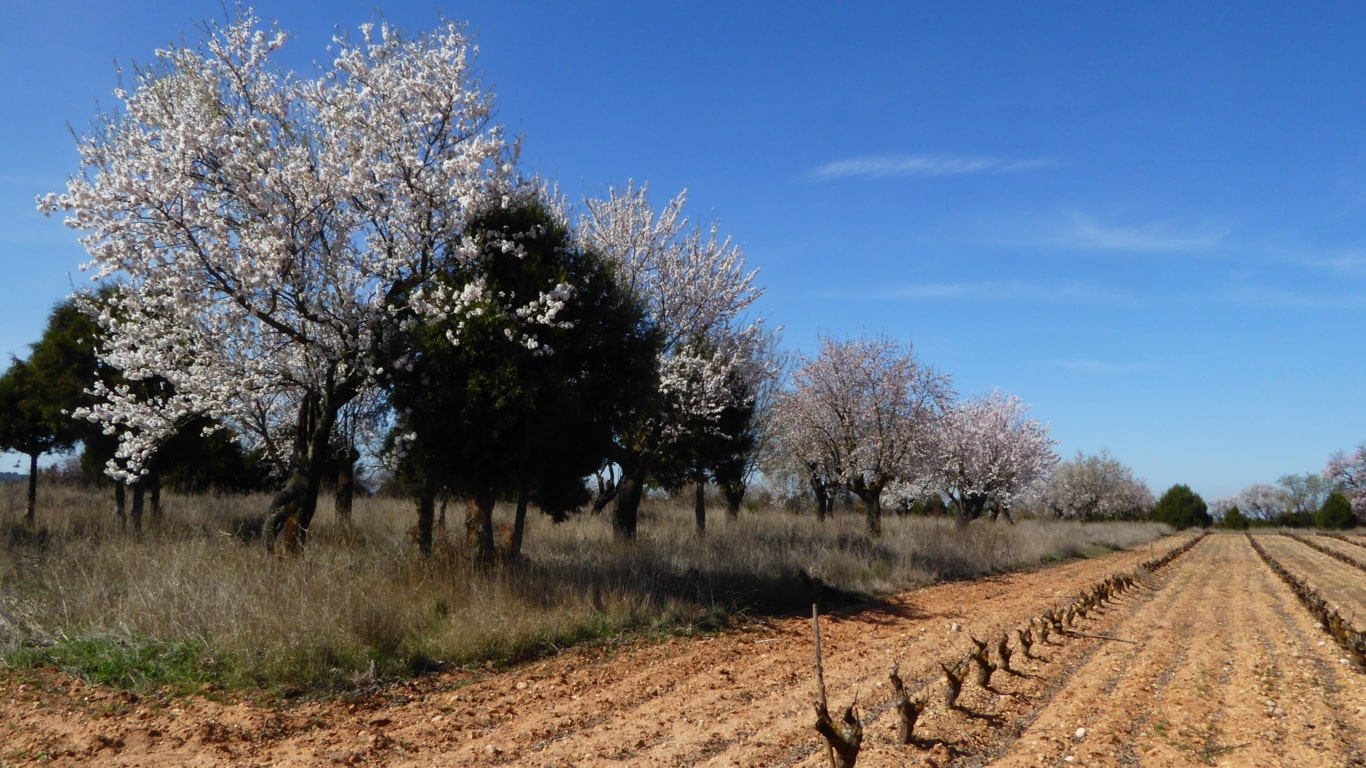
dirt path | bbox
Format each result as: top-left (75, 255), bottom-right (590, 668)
top-left (4, 531), bottom-right (1365, 767)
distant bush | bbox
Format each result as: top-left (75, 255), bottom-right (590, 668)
top-left (1222, 505), bottom-right (1250, 530)
top-left (1316, 492), bottom-right (1355, 530)
top-left (1151, 484), bottom-right (1211, 529)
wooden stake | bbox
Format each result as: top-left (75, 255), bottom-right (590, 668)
top-left (814, 604), bottom-right (828, 712)
top-left (814, 604), bottom-right (833, 768)
top-left (812, 604), bottom-right (861, 768)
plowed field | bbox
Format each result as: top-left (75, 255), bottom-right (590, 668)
top-left (4, 531), bottom-right (1365, 767)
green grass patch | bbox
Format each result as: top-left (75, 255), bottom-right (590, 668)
top-left (4, 637), bottom-right (218, 691)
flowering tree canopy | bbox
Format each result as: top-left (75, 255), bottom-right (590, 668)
top-left (775, 336), bottom-right (952, 535)
top-left (1232, 483), bottom-right (1290, 522)
top-left (41, 10), bottom-right (519, 548)
top-left (1278, 472), bottom-right (1333, 519)
top-left (577, 183), bottom-right (769, 537)
top-left (1324, 444), bottom-right (1366, 519)
top-left (936, 390), bottom-right (1057, 523)
top-left (1027, 449), bottom-right (1152, 520)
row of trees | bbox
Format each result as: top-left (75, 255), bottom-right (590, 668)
top-left (764, 336), bottom-right (1061, 535)
top-left (13, 10), bottom-right (1355, 554)
top-left (1208, 448), bottom-right (1365, 530)
top-left (13, 10), bottom-right (778, 560)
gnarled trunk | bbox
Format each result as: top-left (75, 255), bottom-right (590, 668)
top-left (265, 391), bottom-right (342, 554)
top-left (955, 492), bottom-right (991, 528)
top-left (854, 486), bottom-right (883, 537)
top-left (591, 466), bottom-right (618, 514)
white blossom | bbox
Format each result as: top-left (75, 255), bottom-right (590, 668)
top-left (42, 10), bottom-right (523, 479)
top-left (935, 390), bottom-right (1058, 519)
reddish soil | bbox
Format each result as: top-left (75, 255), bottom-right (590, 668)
top-left (1259, 534), bottom-right (1366, 619)
top-left (4, 531), bottom-right (1365, 767)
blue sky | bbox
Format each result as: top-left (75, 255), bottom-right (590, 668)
top-left (2, 1), bottom-right (1363, 500)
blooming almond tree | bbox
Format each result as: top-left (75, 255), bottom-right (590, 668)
top-left (937, 390), bottom-right (1058, 524)
top-left (578, 183), bottom-right (767, 538)
top-left (1324, 444), bottom-right (1366, 520)
top-left (775, 336), bottom-right (952, 536)
top-left (41, 10), bottom-right (518, 550)
top-left (1278, 472), bottom-right (1332, 520)
top-left (1232, 483), bottom-right (1290, 523)
top-left (1029, 449), bottom-right (1153, 520)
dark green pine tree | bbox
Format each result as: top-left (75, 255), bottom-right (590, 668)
top-left (384, 194), bottom-right (658, 563)
top-left (1316, 492), bottom-right (1355, 530)
top-left (1151, 483), bottom-right (1211, 529)
top-left (0, 357), bottom-right (77, 527)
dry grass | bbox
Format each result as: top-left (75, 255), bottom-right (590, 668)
top-left (0, 482), bottom-right (1170, 691)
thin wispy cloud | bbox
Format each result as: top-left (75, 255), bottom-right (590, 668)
top-left (1048, 359), bottom-right (1158, 375)
top-left (1045, 213), bottom-right (1226, 253)
top-left (1298, 251), bottom-right (1366, 276)
top-left (1223, 284), bottom-right (1366, 309)
top-left (810, 154), bottom-right (1056, 181)
top-left (822, 280), bottom-right (1134, 305)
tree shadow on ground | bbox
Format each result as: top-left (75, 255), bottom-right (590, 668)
top-left (498, 555), bottom-right (935, 625)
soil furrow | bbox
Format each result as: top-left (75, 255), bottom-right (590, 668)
top-left (1258, 534), bottom-right (1366, 621)
top-left (1290, 532), bottom-right (1366, 572)
top-left (979, 535), bottom-right (1216, 767)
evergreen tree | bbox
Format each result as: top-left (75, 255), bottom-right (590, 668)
top-left (0, 358), bottom-right (76, 526)
top-left (1151, 483), bottom-right (1211, 529)
top-left (1316, 491), bottom-right (1355, 530)
top-left (384, 194), bottom-right (657, 562)
top-left (1222, 505), bottom-right (1250, 530)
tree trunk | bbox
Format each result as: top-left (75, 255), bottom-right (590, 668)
top-left (694, 476), bottom-right (706, 535)
top-left (612, 455), bottom-right (649, 540)
top-left (114, 481), bottom-right (126, 530)
top-left (334, 446), bottom-right (358, 526)
top-left (23, 452), bottom-right (37, 528)
top-left (956, 493), bottom-right (989, 528)
top-left (148, 471), bottom-right (162, 527)
top-left (721, 480), bottom-right (744, 518)
top-left (265, 474), bottom-right (308, 553)
top-left (591, 466), bottom-right (618, 514)
top-left (509, 486), bottom-right (530, 561)
top-left (858, 489), bottom-right (883, 537)
top-left (414, 471), bottom-right (437, 556)
top-left (465, 490), bottom-right (497, 568)
top-left (130, 481), bottom-right (144, 532)
top-left (265, 391), bottom-right (341, 553)
top-left (809, 469), bottom-right (829, 522)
